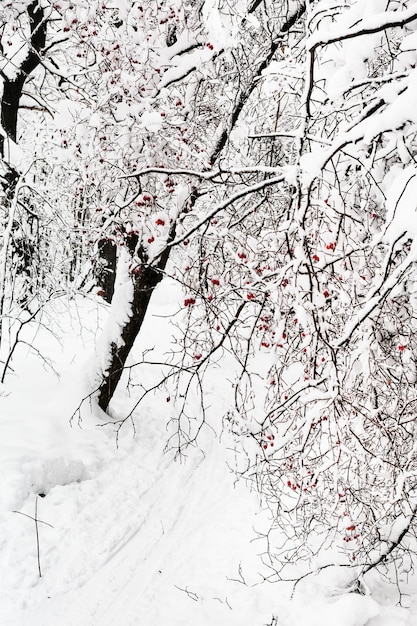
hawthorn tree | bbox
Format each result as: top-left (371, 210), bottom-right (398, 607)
top-left (218, 0), bottom-right (417, 585)
top-left (19, 0), bottom-right (306, 411)
top-left (63, 0), bottom-right (417, 586)
top-left (3, 0), bottom-right (417, 590)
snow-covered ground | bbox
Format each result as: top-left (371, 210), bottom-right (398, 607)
top-left (1, 282), bottom-right (416, 626)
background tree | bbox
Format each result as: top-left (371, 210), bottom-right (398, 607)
top-left (0, 1), bottom-right (49, 364)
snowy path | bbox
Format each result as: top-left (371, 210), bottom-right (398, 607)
top-left (2, 409), bottom-right (276, 626)
top-left (1, 295), bottom-right (417, 625)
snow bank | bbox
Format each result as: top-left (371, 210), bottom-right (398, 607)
top-left (0, 289), bottom-right (417, 625)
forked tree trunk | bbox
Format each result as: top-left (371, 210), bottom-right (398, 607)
top-left (97, 235), bottom-right (173, 412)
top-left (0, 2), bottom-right (46, 154)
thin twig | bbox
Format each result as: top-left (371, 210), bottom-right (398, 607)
top-left (13, 496), bottom-right (54, 578)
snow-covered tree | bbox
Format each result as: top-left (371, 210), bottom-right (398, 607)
top-left (3, 0), bottom-right (417, 587)
top-left (222, 0), bottom-right (417, 583)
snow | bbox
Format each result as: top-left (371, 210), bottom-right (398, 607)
top-left (308, 4), bottom-right (417, 50)
top-left (0, 282), bottom-right (416, 625)
top-left (202, 0), bottom-right (244, 48)
top-left (92, 249), bottom-right (134, 386)
top-left (383, 165), bottom-right (417, 241)
top-left (141, 110), bottom-right (164, 132)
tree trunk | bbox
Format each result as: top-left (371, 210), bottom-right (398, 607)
top-left (0, 2), bottom-right (46, 155)
top-left (97, 234), bottom-right (173, 412)
top-left (97, 239), bottom-right (117, 303)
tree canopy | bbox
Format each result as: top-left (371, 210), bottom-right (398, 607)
top-left (2, 0), bottom-right (417, 586)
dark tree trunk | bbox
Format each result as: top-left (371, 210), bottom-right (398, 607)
top-left (97, 232), bottom-right (173, 412)
top-left (1, 74), bottom-right (25, 145)
top-left (97, 239), bottom-right (117, 303)
top-left (0, 2), bottom-right (46, 155)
